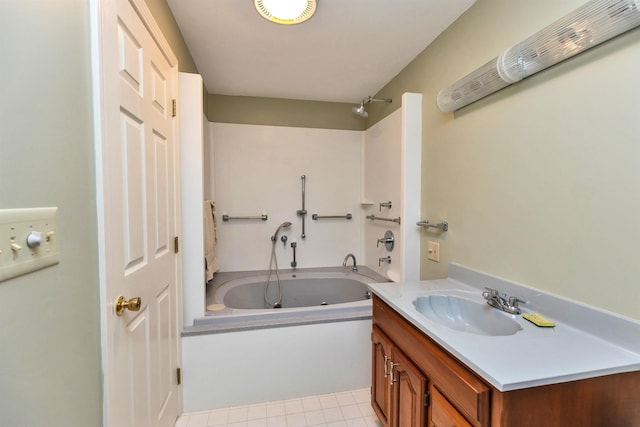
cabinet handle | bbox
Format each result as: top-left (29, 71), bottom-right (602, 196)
top-left (389, 362), bottom-right (398, 385)
top-left (383, 355), bottom-right (390, 378)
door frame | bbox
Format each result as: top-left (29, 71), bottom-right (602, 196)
top-left (89, 0), bottom-right (183, 424)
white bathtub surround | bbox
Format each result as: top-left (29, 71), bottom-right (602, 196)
top-left (362, 93), bottom-right (422, 282)
top-left (182, 319), bottom-right (372, 412)
top-left (175, 388), bottom-right (381, 427)
top-left (180, 72), bottom-right (207, 326)
top-left (212, 123), bottom-right (363, 272)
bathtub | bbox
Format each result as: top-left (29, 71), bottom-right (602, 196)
top-left (187, 266), bottom-right (389, 334)
top-left (181, 266), bottom-right (390, 411)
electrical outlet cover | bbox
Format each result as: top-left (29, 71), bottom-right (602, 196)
top-left (427, 241), bottom-right (440, 262)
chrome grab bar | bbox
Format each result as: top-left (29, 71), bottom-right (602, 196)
top-left (416, 219), bottom-right (448, 232)
top-left (312, 213), bottom-right (352, 220)
top-left (222, 214), bottom-right (268, 222)
top-left (296, 175), bottom-right (307, 239)
top-left (366, 214), bottom-right (401, 224)
top-left (290, 242), bottom-right (297, 268)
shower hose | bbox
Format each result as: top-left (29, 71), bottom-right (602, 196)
top-left (264, 239), bottom-right (283, 308)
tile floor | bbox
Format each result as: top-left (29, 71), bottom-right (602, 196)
top-left (175, 388), bottom-right (383, 427)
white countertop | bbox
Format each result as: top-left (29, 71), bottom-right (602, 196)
top-left (368, 264), bottom-right (640, 392)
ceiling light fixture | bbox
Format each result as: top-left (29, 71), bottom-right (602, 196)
top-left (437, 0), bottom-right (640, 112)
top-left (254, 0), bottom-right (318, 25)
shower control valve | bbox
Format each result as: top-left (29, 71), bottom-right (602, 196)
top-left (280, 235), bottom-right (288, 246)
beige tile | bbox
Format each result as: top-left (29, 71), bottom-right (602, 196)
top-left (322, 407), bottom-right (344, 423)
top-left (176, 389), bottom-right (379, 427)
top-left (319, 394), bottom-right (339, 409)
top-left (302, 397), bottom-right (322, 412)
top-left (228, 406), bottom-right (249, 423)
top-left (285, 399), bottom-right (305, 414)
top-left (346, 419), bottom-right (368, 427)
top-left (207, 408), bottom-right (229, 426)
top-left (352, 389), bottom-right (370, 404)
top-left (365, 416), bottom-right (383, 427)
top-left (335, 392), bottom-right (356, 407)
top-left (247, 404), bottom-right (267, 420)
top-left (266, 415), bottom-right (288, 426)
top-left (248, 419), bottom-right (269, 427)
top-left (340, 405), bottom-right (362, 420)
top-left (266, 402), bottom-right (286, 418)
top-left (357, 403), bottom-right (375, 417)
top-left (187, 412), bottom-right (210, 427)
top-left (305, 409), bottom-right (325, 426)
top-left (287, 412), bottom-right (308, 427)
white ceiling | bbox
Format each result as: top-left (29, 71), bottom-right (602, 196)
top-left (167, 0), bottom-right (476, 103)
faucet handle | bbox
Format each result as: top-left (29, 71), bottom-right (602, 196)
top-left (482, 287), bottom-right (499, 299)
top-left (508, 296), bottom-right (525, 308)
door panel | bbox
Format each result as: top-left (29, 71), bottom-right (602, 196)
top-left (97, 0), bottom-right (180, 426)
top-left (372, 326), bottom-right (394, 427)
top-left (393, 348), bottom-right (426, 427)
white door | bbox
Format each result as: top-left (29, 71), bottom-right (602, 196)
top-left (93, 0), bottom-right (181, 426)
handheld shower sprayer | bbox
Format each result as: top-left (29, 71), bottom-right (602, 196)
top-left (352, 96), bottom-right (392, 118)
top-left (265, 221), bottom-right (292, 308)
top-left (271, 222), bottom-right (292, 242)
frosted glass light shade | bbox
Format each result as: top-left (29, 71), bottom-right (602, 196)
top-left (254, 0), bottom-right (317, 25)
top-left (437, 58), bottom-right (511, 113)
top-left (437, 0), bottom-right (640, 112)
top-left (500, 0), bottom-right (640, 83)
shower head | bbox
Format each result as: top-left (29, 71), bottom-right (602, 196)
top-left (271, 222), bottom-right (292, 242)
top-left (351, 96), bottom-right (392, 118)
top-left (352, 104), bottom-right (368, 118)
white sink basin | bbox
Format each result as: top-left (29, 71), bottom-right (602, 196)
top-left (413, 295), bottom-right (522, 336)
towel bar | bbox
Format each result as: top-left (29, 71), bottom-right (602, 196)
top-left (416, 219), bottom-right (448, 232)
top-left (222, 214), bottom-right (268, 222)
top-left (312, 213), bottom-right (352, 220)
top-left (366, 214), bottom-right (401, 224)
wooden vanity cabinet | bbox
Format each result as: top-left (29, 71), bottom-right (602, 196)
top-left (372, 296), bottom-right (489, 427)
top-left (371, 295), bottom-right (640, 427)
top-left (372, 326), bottom-right (427, 427)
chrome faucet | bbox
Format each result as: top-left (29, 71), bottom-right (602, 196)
top-left (342, 253), bottom-right (357, 272)
top-left (482, 287), bottom-right (524, 315)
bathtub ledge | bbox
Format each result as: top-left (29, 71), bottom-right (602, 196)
top-left (183, 303), bottom-right (373, 336)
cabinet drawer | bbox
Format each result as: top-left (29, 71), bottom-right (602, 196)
top-left (373, 296), bottom-right (490, 427)
top-left (431, 385), bottom-right (472, 427)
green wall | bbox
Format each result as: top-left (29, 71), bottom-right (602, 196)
top-left (0, 1), bottom-right (103, 425)
top-left (374, 0), bottom-right (640, 320)
top-left (208, 95), bottom-right (366, 130)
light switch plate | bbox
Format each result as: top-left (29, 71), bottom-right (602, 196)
top-left (0, 207), bottom-right (59, 283)
top-left (427, 241), bottom-right (440, 262)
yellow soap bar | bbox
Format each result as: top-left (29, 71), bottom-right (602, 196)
top-left (523, 313), bottom-right (555, 328)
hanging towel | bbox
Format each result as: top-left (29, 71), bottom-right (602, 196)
top-left (204, 200), bottom-right (218, 282)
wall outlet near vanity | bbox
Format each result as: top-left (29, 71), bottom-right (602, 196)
top-left (427, 241), bottom-right (440, 262)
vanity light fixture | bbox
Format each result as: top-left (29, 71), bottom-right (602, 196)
top-left (254, 0), bottom-right (317, 25)
top-left (437, 0), bottom-right (640, 112)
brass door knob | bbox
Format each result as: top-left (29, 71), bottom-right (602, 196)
top-left (115, 295), bottom-right (142, 316)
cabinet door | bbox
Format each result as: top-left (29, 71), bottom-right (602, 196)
top-left (392, 348), bottom-right (427, 427)
top-left (372, 326), bottom-right (394, 427)
top-left (430, 386), bottom-right (472, 427)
